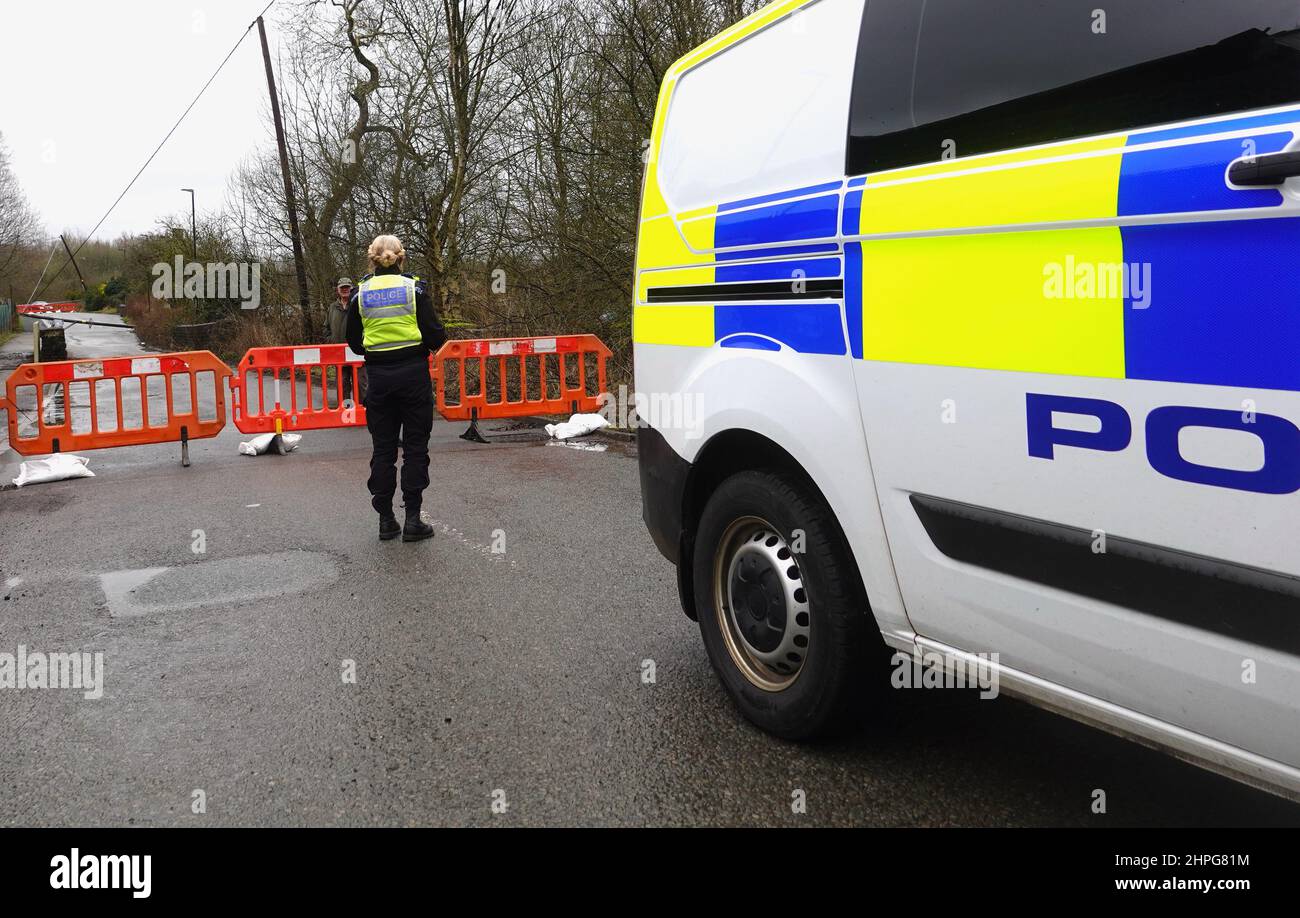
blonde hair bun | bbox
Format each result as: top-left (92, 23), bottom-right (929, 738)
top-left (367, 234), bottom-right (405, 269)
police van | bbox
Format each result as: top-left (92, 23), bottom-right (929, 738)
top-left (633, 0), bottom-right (1300, 799)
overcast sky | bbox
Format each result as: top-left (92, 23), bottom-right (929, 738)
top-left (0, 0), bottom-right (292, 241)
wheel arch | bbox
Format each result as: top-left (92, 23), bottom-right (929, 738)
top-left (677, 427), bottom-right (869, 622)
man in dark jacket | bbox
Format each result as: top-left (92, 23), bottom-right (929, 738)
top-left (326, 277), bottom-right (356, 402)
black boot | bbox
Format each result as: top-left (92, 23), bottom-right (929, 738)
top-left (378, 514), bottom-right (401, 541)
top-left (402, 513), bottom-right (434, 542)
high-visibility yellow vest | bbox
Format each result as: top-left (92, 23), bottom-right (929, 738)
top-left (358, 274), bottom-right (421, 352)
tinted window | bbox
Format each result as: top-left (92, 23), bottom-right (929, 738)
top-left (848, 0), bottom-right (1300, 174)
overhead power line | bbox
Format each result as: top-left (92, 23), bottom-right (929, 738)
top-left (35, 0), bottom-right (277, 301)
top-left (26, 239), bottom-right (58, 303)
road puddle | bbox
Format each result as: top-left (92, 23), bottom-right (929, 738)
top-left (98, 550), bottom-right (339, 617)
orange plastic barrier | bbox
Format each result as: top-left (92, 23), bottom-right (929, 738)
top-left (0, 336), bottom-right (612, 460)
top-left (434, 335), bottom-right (611, 440)
top-left (0, 351), bottom-right (232, 463)
top-left (17, 302), bottom-right (78, 314)
top-left (230, 343), bottom-right (371, 434)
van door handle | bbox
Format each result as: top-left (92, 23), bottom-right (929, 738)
top-left (1227, 150), bottom-right (1300, 187)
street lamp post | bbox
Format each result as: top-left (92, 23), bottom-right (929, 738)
top-left (181, 188), bottom-right (196, 259)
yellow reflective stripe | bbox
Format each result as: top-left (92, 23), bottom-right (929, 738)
top-left (634, 304), bottom-right (714, 347)
top-left (367, 339), bottom-right (422, 351)
top-left (678, 212), bottom-right (716, 250)
top-left (637, 213), bottom-right (715, 273)
top-left (861, 227), bottom-right (1126, 378)
top-left (854, 135), bottom-right (1129, 376)
top-left (637, 265), bottom-right (714, 303)
top-left (860, 136), bottom-right (1126, 235)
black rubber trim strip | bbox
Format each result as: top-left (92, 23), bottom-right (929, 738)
top-left (910, 494), bottom-right (1300, 654)
top-left (645, 279), bottom-right (844, 303)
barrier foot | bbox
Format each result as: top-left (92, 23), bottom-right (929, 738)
top-left (459, 410), bottom-right (490, 444)
top-left (268, 416), bottom-right (289, 454)
top-left (180, 426), bottom-right (190, 468)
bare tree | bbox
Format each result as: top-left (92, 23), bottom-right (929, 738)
top-left (215, 0), bottom-right (758, 363)
top-left (0, 132), bottom-right (45, 295)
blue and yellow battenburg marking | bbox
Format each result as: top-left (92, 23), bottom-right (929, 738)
top-left (634, 0), bottom-right (844, 354)
top-left (849, 109), bottom-right (1300, 393)
top-left (636, 92), bottom-right (1300, 393)
top-left (636, 181), bottom-right (847, 355)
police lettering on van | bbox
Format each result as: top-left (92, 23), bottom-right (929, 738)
top-left (1028, 394), bottom-right (1300, 495)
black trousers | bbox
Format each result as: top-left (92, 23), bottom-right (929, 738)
top-left (364, 358), bottom-right (433, 516)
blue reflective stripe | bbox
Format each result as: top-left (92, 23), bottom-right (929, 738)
top-left (719, 334), bottom-right (781, 352)
top-left (1119, 132), bottom-right (1290, 216)
top-left (715, 257), bottom-right (840, 283)
top-left (714, 303), bottom-right (845, 356)
top-left (1121, 215), bottom-right (1300, 392)
top-left (842, 189), bottom-right (863, 236)
top-left (844, 242), bottom-right (863, 360)
top-left (715, 243), bottom-right (838, 261)
top-left (714, 194), bottom-right (840, 248)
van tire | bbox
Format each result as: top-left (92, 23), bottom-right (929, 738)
top-left (692, 469), bottom-right (870, 740)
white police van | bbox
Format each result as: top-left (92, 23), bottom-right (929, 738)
top-left (634, 0), bottom-right (1300, 799)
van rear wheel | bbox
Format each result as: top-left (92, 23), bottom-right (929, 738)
top-left (692, 470), bottom-right (869, 739)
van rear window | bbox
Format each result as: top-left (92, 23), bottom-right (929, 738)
top-left (657, 0), bottom-right (864, 212)
top-left (847, 0), bottom-right (1300, 174)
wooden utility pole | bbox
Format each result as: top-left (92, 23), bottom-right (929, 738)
top-left (256, 15), bottom-right (313, 342)
top-left (60, 234), bottom-right (89, 300)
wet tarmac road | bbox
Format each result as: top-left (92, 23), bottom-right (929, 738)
top-left (1, 320), bottom-right (1298, 826)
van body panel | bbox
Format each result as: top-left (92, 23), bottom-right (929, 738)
top-left (633, 0), bottom-right (1300, 795)
top-left (856, 362), bottom-right (1300, 765)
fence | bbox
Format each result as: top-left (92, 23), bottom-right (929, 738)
top-left (0, 351), bottom-right (232, 466)
top-left (17, 302), bottom-right (78, 314)
top-left (0, 335), bottom-right (613, 464)
top-left (433, 335), bottom-right (611, 441)
top-left (230, 343), bottom-right (371, 434)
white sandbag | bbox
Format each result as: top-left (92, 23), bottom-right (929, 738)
top-left (544, 413), bottom-right (610, 440)
top-left (12, 454), bottom-right (95, 487)
top-left (238, 432), bottom-right (302, 456)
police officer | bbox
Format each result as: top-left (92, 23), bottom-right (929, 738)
top-left (345, 235), bottom-right (446, 542)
